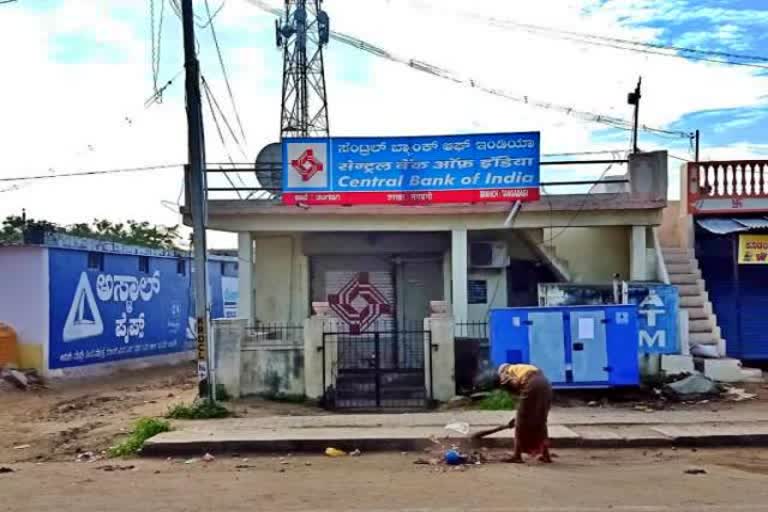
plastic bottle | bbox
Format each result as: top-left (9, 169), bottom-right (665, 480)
top-left (325, 447), bottom-right (347, 457)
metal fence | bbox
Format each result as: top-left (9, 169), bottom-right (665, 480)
top-left (454, 321), bottom-right (491, 395)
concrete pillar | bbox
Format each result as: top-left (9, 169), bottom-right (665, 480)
top-left (629, 150), bottom-right (668, 201)
top-left (451, 229), bottom-right (468, 323)
top-left (424, 303), bottom-right (455, 402)
top-left (630, 226), bottom-right (648, 281)
top-left (303, 304), bottom-right (338, 400)
top-left (237, 232), bottom-right (254, 324)
top-left (212, 318), bottom-right (246, 399)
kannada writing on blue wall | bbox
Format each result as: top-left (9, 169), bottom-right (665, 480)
top-left (48, 249), bottom-right (194, 369)
top-left (282, 132), bottom-right (540, 205)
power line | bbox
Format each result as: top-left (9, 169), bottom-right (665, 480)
top-left (149, 0), bottom-right (167, 101)
top-left (417, 3), bottom-right (768, 70)
top-left (500, 20), bottom-right (768, 69)
top-left (246, 1), bottom-right (691, 139)
top-left (169, 0), bottom-right (225, 29)
top-left (201, 76), bottom-right (246, 198)
top-left (204, 0), bottom-right (248, 146)
top-left (144, 68), bottom-right (184, 107)
top-left (0, 164), bottom-right (184, 183)
top-left (542, 149), bottom-right (628, 158)
top-left (541, 163), bottom-right (617, 245)
top-left (200, 76), bottom-right (249, 160)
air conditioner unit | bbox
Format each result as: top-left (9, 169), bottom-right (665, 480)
top-left (469, 241), bottom-right (509, 268)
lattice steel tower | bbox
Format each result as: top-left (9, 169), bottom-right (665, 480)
top-left (276, 0), bottom-right (330, 138)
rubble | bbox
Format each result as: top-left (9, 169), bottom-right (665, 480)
top-left (724, 387), bottom-right (758, 402)
top-left (0, 367), bottom-right (44, 391)
top-left (662, 374), bottom-right (721, 402)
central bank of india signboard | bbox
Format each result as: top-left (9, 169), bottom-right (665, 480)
top-left (282, 132), bottom-right (540, 206)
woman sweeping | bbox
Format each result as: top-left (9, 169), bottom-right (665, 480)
top-left (496, 363), bottom-right (554, 463)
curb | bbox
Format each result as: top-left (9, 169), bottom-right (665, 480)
top-left (141, 433), bottom-right (768, 457)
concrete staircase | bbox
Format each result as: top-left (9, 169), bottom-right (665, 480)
top-left (662, 246), bottom-right (725, 357)
top-left (661, 246), bottom-right (763, 383)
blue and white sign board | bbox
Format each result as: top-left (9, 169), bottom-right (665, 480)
top-left (48, 249), bottom-right (193, 369)
top-left (539, 283), bottom-right (680, 355)
top-left (221, 276), bottom-right (239, 319)
top-left (282, 132), bottom-right (540, 205)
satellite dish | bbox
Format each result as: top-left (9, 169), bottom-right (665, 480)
top-left (255, 142), bottom-right (282, 197)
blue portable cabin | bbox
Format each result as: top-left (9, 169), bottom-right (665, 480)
top-left (490, 304), bottom-right (640, 388)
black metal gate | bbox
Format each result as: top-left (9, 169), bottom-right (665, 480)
top-left (322, 330), bottom-right (432, 409)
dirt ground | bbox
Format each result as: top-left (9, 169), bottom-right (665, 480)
top-left (1, 449), bottom-right (767, 511)
top-left (2, 363), bottom-right (767, 464)
top-left (0, 363), bottom-right (320, 463)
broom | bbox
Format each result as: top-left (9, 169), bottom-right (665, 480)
top-left (470, 419), bottom-right (515, 440)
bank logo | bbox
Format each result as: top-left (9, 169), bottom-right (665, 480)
top-left (291, 148), bottom-right (324, 182)
top-left (328, 272), bottom-right (392, 334)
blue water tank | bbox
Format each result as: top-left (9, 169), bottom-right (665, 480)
top-left (490, 304), bottom-right (640, 388)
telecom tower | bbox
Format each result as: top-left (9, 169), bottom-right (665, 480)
top-left (276, 0), bottom-right (330, 138)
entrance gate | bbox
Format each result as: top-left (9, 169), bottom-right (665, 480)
top-left (321, 329), bottom-right (432, 409)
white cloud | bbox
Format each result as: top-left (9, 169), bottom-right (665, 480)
top-left (1, 0), bottom-right (767, 249)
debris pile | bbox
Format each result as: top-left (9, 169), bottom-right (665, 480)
top-left (0, 367), bottom-right (45, 391)
top-left (662, 374), bottom-right (722, 402)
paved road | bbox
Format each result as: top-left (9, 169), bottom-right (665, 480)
top-left (1, 449), bottom-right (766, 511)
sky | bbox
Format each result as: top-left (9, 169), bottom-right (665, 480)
top-left (0, 0), bottom-right (766, 248)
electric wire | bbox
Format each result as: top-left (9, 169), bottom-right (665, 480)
top-left (201, 76), bottom-right (249, 160)
top-left (201, 77), bottom-right (245, 198)
top-left (1, 164), bottom-right (185, 183)
top-left (246, 0), bottom-right (692, 139)
top-left (150, 0), bottom-right (167, 102)
top-left (456, 9), bottom-right (768, 69)
top-left (541, 163), bottom-right (617, 245)
top-left (204, 0), bottom-right (249, 146)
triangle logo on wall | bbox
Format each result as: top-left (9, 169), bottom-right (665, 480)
top-left (62, 272), bottom-right (104, 342)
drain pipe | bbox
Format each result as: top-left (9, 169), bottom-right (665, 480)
top-left (503, 201), bottom-right (523, 227)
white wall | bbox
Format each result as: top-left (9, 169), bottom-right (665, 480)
top-left (253, 234), bottom-right (309, 325)
top-left (467, 268), bottom-right (507, 324)
top-left (0, 246), bottom-right (49, 369)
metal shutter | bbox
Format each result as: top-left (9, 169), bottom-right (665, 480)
top-left (736, 264), bottom-right (768, 359)
top-left (311, 255), bottom-right (395, 331)
top-left (696, 233), bottom-right (739, 356)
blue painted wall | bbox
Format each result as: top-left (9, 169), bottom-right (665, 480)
top-left (48, 249), bottom-right (238, 369)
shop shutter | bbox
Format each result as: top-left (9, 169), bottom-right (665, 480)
top-left (311, 255), bottom-right (395, 331)
top-left (696, 233), bottom-right (739, 356)
top-left (736, 264), bottom-right (768, 359)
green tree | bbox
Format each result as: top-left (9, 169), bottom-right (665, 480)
top-left (0, 215), bottom-right (181, 250)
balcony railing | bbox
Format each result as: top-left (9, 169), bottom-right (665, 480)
top-left (688, 160), bottom-right (768, 215)
top-left (199, 159), bottom-right (631, 202)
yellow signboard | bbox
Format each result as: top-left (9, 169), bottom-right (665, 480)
top-left (738, 234), bottom-right (768, 264)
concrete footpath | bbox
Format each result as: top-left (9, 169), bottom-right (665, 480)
top-left (143, 408), bottom-right (768, 456)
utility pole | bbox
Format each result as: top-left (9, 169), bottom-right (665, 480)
top-left (627, 77), bottom-right (642, 154)
top-left (181, 0), bottom-right (212, 399)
